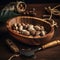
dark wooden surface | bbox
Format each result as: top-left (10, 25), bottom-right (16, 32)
top-left (0, 4), bottom-right (60, 60)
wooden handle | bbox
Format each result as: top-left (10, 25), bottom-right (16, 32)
top-left (42, 40), bottom-right (60, 49)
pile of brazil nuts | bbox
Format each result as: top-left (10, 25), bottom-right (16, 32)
top-left (11, 23), bottom-right (47, 37)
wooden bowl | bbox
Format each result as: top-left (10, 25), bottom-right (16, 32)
top-left (6, 16), bottom-right (54, 46)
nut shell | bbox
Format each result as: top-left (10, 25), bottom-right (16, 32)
top-left (21, 30), bottom-right (30, 36)
top-left (34, 25), bottom-right (41, 31)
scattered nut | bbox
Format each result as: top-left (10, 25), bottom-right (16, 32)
top-left (40, 26), bottom-right (45, 31)
top-left (30, 29), bottom-right (36, 36)
top-left (18, 25), bottom-right (23, 31)
top-left (11, 23), bottom-right (47, 37)
top-left (14, 23), bottom-right (18, 27)
top-left (12, 23), bottom-right (18, 30)
top-left (40, 30), bottom-right (46, 36)
top-left (28, 27), bottom-right (35, 31)
top-left (36, 31), bottom-right (41, 36)
top-left (28, 24), bottom-right (34, 28)
top-left (34, 25), bottom-right (41, 31)
top-left (17, 23), bottom-right (21, 27)
top-left (21, 30), bottom-right (30, 36)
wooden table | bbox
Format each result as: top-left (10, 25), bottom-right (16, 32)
top-left (0, 3), bottom-right (60, 60)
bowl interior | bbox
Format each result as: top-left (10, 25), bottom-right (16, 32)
top-left (7, 16), bottom-right (52, 38)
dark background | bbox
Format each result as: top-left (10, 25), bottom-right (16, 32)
top-left (0, 3), bottom-right (60, 60)
top-left (0, 0), bottom-right (60, 5)
top-left (0, 0), bottom-right (60, 60)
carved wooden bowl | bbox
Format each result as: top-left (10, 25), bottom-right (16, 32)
top-left (6, 16), bottom-right (54, 46)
